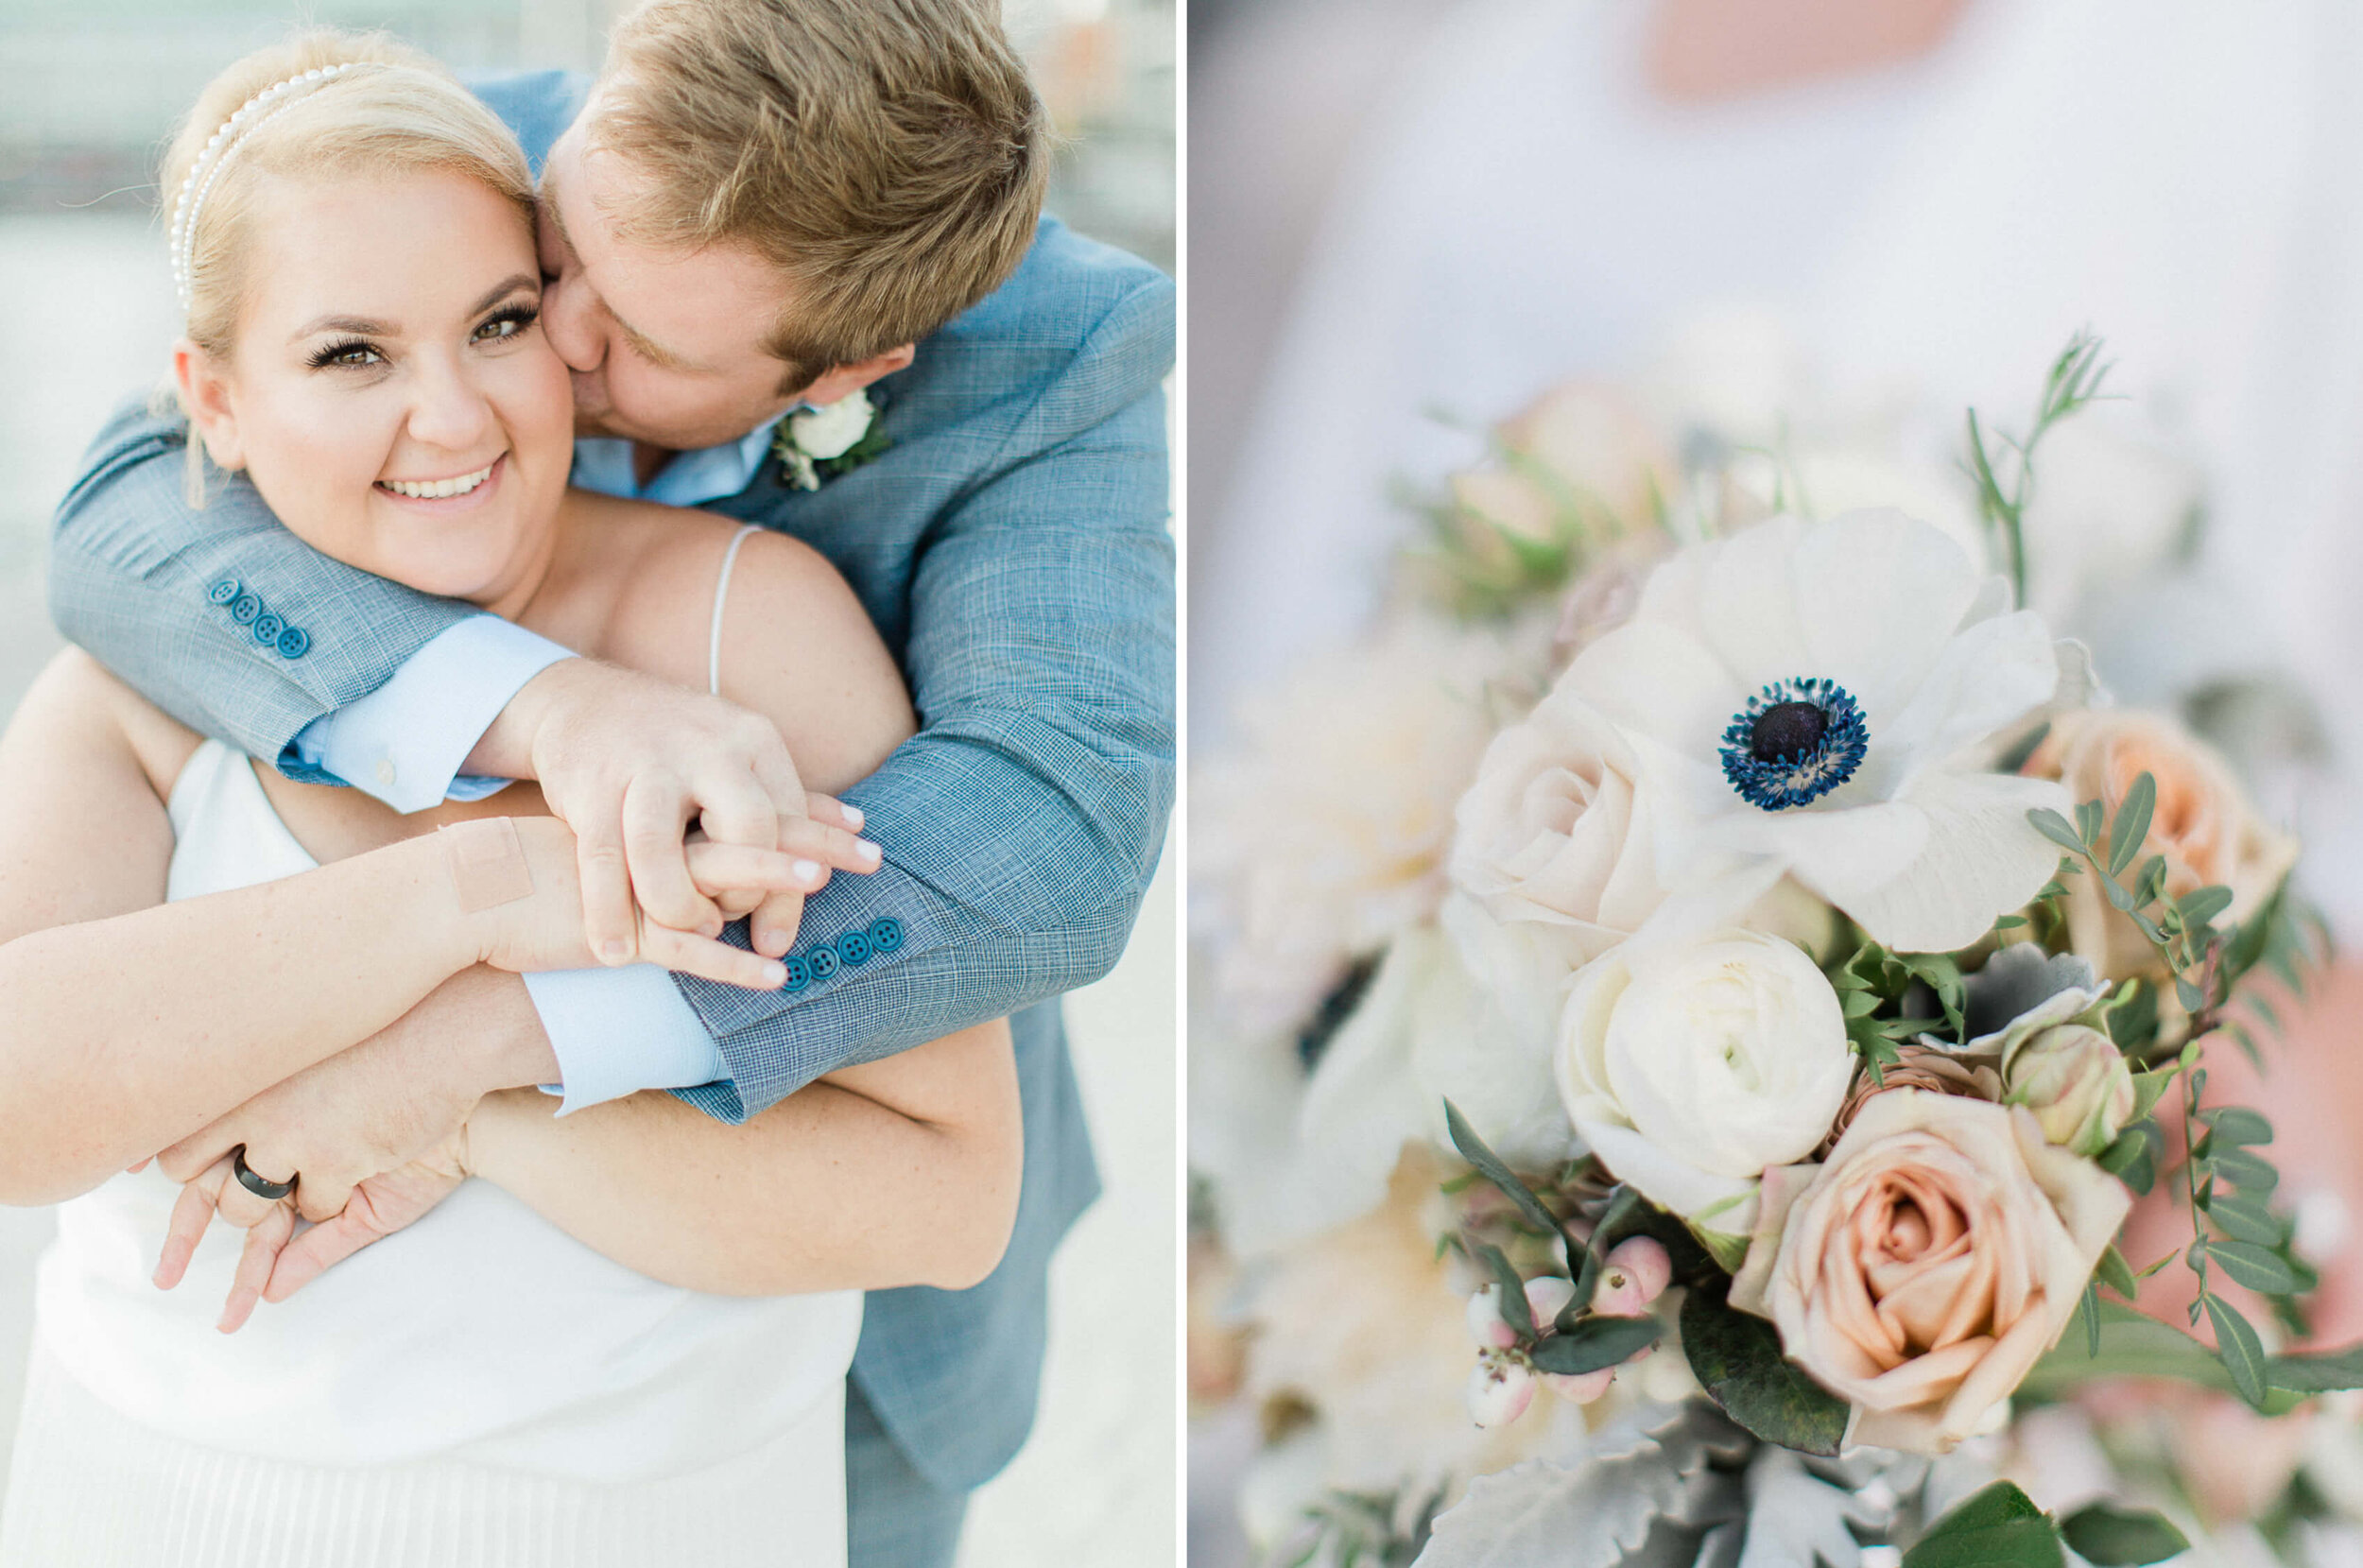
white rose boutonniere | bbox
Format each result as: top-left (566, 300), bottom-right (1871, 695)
top-left (773, 388), bottom-right (888, 491)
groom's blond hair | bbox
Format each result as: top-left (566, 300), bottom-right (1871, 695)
top-left (590, 0), bottom-right (1049, 390)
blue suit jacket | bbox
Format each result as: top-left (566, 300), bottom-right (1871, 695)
top-left (47, 71), bottom-right (1175, 1491)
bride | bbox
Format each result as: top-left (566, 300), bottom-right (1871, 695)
top-left (0, 34), bottom-right (1016, 1567)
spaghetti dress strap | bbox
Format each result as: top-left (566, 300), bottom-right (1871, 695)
top-left (709, 525), bottom-right (764, 697)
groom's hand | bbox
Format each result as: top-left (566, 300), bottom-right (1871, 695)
top-left (471, 659), bottom-right (863, 962)
top-left (152, 967), bottom-right (547, 1243)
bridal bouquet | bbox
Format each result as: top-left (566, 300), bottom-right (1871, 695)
top-left (1191, 337), bottom-right (2346, 1567)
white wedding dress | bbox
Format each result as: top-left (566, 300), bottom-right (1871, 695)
top-left (0, 527), bottom-right (858, 1567)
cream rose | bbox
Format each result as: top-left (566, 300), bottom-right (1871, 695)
top-left (1555, 929), bottom-right (1853, 1229)
top-left (2024, 710), bottom-right (2298, 983)
top-left (1448, 681), bottom-right (1669, 979)
top-left (1730, 1089), bottom-right (2131, 1454)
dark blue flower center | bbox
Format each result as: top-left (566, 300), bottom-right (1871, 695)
top-left (1719, 678), bottom-right (1868, 810)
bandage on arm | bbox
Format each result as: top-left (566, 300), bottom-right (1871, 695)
top-left (439, 818), bottom-right (533, 912)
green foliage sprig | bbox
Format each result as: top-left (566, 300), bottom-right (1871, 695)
top-left (2027, 778), bottom-right (2332, 1406)
top-left (1904, 1481), bottom-right (2189, 1568)
top-left (1830, 941), bottom-right (1965, 1084)
top-left (1966, 332), bottom-right (2115, 607)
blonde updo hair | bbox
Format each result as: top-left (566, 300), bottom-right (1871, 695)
top-left (161, 31), bottom-right (536, 501)
top-left (164, 30), bottom-right (535, 361)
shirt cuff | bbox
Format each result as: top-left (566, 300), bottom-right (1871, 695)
top-left (522, 964), bottom-right (730, 1115)
top-left (284, 617), bottom-right (574, 813)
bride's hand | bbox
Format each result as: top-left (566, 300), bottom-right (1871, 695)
top-left (154, 1130), bottom-right (471, 1334)
top-left (470, 816), bottom-right (862, 988)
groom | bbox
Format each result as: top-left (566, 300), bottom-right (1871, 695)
top-left (50, 1), bottom-right (1172, 1563)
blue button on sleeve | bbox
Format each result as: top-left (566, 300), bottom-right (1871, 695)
top-left (520, 963), bottom-right (727, 1115)
top-left (285, 616), bottom-right (574, 813)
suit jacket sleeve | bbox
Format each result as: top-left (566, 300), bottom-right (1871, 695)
top-left (666, 269), bottom-right (1178, 1124)
top-left (48, 399), bottom-right (476, 770)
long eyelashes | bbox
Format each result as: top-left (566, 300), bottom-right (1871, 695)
top-left (307, 336), bottom-right (378, 370)
top-left (474, 303), bottom-right (541, 343)
top-left (303, 304), bottom-right (540, 371)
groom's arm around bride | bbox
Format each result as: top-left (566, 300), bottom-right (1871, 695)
top-left (45, 1), bottom-right (1173, 1562)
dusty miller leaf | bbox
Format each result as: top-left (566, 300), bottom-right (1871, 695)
top-left (1412, 1404), bottom-right (1751, 1568)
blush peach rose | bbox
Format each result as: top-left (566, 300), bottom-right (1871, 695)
top-left (2023, 710), bottom-right (2297, 984)
top-left (1730, 1088), bottom-right (2130, 1453)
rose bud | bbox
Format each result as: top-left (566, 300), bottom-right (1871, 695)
top-left (2002, 1025), bottom-right (2136, 1158)
top-left (1466, 1351), bottom-right (1537, 1428)
top-left (1466, 1285), bottom-right (1517, 1350)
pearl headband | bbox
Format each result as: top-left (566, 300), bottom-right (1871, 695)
top-left (168, 63), bottom-right (361, 314)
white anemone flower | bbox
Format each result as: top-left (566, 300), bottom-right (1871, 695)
top-left (1560, 509), bottom-right (2073, 953)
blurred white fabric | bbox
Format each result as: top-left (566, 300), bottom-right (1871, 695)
top-left (1200, 0), bottom-right (2363, 928)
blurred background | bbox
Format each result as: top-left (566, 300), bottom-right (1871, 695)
top-left (1190, 1), bottom-right (2363, 1564)
top-left (0, 1), bottom-right (1174, 1563)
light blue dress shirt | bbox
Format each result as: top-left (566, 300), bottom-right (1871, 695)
top-left (290, 414), bottom-right (792, 1111)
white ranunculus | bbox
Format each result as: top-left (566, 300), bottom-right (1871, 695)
top-left (1561, 509), bottom-right (2074, 953)
top-left (1555, 927), bottom-right (1854, 1232)
top-left (787, 389), bottom-right (876, 459)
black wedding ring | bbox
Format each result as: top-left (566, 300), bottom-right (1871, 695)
top-left (231, 1146), bottom-right (296, 1201)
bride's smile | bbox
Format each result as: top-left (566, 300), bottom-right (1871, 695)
top-left (175, 168), bottom-right (573, 612)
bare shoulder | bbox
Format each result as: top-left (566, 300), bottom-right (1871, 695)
top-left (4, 648), bottom-right (199, 801)
top-left (713, 529), bottom-right (918, 796)
top-left (561, 494), bottom-right (916, 795)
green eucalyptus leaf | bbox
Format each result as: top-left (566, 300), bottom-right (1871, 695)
top-left (1473, 1240), bottom-right (1536, 1340)
top-left (1902, 1482), bottom-right (2064, 1568)
top-left (2096, 1128), bottom-right (2148, 1177)
top-left (2269, 1343), bottom-right (2363, 1393)
top-left (1678, 1280), bottom-right (1849, 1456)
top-left (2177, 886), bottom-right (2234, 930)
top-left (2203, 1292), bottom-right (2271, 1410)
top-left (2077, 800), bottom-right (2107, 847)
top-left (2224, 908), bottom-right (2274, 983)
top-left (2102, 1122), bottom-right (2162, 1197)
top-left (2096, 1244), bottom-right (2139, 1301)
top-left (2108, 981), bottom-right (2161, 1052)
top-left (2029, 808), bottom-right (2088, 856)
top-left (2214, 1147), bottom-right (2279, 1194)
top-left (2206, 1241), bottom-right (2301, 1296)
top-left (1527, 1314), bottom-right (1660, 1375)
top-left (2059, 1503), bottom-right (2190, 1566)
top-left (2204, 1195), bottom-right (2282, 1247)
top-left (1443, 1100), bottom-right (1563, 1241)
top-left (2204, 1108), bottom-right (2274, 1148)
top-left (2022, 1301), bottom-right (2263, 1406)
top-left (2129, 1067), bottom-right (2175, 1121)
top-left (2109, 773), bottom-right (2157, 877)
